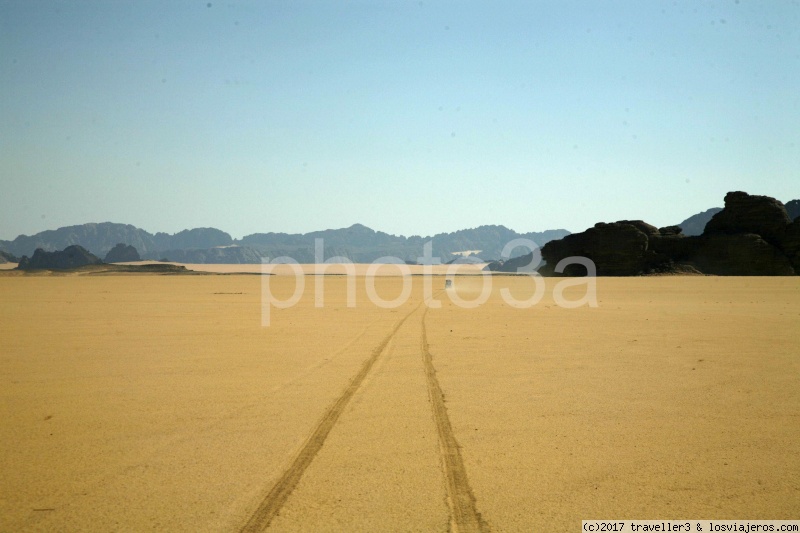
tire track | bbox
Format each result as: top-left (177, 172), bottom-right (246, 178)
top-left (261, 316), bottom-right (383, 397)
top-left (422, 307), bottom-right (490, 533)
top-left (18, 321), bottom-right (389, 533)
top-left (240, 303), bottom-right (421, 532)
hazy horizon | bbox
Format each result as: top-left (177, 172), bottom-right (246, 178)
top-left (2, 1), bottom-right (798, 240)
top-left (0, 195), bottom-right (798, 243)
top-left (3, 219), bottom-right (573, 242)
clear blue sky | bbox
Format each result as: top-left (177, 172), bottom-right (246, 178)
top-left (1, 0), bottom-right (798, 240)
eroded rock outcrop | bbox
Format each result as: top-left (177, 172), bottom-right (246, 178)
top-left (17, 245), bottom-right (103, 270)
top-left (780, 219), bottom-right (800, 270)
top-left (103, 243), bottom-right (141, 263)
top-left (538, 221), bottom-right (655, 276)
top-left (537, 191), bottom-right (797, 276)
top-left (689, 233), bottom-right (794, 276)
top-left (704, 191), bottom-right (791, 246)
top-left (0, 250), bottom-right (18, 264)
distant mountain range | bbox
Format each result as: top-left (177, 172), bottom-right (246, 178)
top-left (0, 224), bottom-right (232, 259)
top-left (786, 199), bottom-right (800, 220)
top-left (675, 208), bottom-right (724, 236)
top-left (3, 199), bottom-right (796, 264)
top-left (0, 222), bottom-right (569, 264)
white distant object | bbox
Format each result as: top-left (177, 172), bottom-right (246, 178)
top-left (445, 279), bottom-right (453, 289)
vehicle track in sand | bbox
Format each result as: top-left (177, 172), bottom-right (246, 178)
top-left (240, 303), bottom-right (421, 533)
top-left (422, 307), bottom-right (490, 533)
top-left (15, 318), bottom-right (390, 533)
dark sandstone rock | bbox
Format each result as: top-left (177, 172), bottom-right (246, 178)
top-left (541, 225), bottom-right (796, 276)
top-left (704, 191), bottom-right (791, 246)
top-left (779, 219), bottom-right (800, 270)
top-left (680, 200), bottom-right (798, 237)
top-left (103, 243), bottom-right (141, 263)
top-left (688, 233), bottom-right (794, 276)
top-left (617, 220), bottom-right (660, 236)
top-left (648, 233), bottom-right (701, 262)
top-left (537, 192), bottom-right (797, 276)
top-left (540, 221), bottom-right (655, 276)
top-left (658, 226), bottom-right (683, 236)
top-left (17, 245), bottom-right (103, 270)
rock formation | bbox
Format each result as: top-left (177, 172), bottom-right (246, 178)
top-left (780, 219), bottom-right (800, 271)
top-left (704, 191), bottom-right (791, 246)
top-left (485, 252), bottom-right (541, 273)
top-left (535, 191), bottom-right (798, 276)
top-left (17, 245), bottom-right (103, 270)
top-left (686, 233), bottom-right (794, 276)
top-left (0, 250), bottom-right (19, 264)
top-left (537, 221), bottom-right (655, 276)
top-left (673, 197), bottom-right (798, 237)
top-left (103, 243), bottom-right (141, 263)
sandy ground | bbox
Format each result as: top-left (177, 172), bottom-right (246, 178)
top-left (1, 275), bottom-right (798, 532)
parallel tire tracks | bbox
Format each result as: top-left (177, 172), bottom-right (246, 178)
top-left (240, 304), bottom-right (420, 532)
top-left (422, 307), bottom-right (490, 533)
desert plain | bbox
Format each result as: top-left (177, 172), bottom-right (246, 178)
top-left (1, 272), bottom-right (799, 532)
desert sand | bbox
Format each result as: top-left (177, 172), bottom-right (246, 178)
top-left (1, 274), bottom-right (798, 532)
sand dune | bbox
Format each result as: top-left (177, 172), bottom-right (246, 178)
top-left (1, 275), bottom-right (798, 531)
